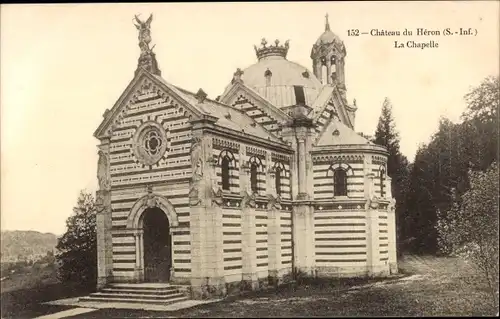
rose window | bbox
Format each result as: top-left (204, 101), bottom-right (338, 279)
top-left (132, 121), bottom-right (169, 165)
top-left (143, 130), bottom-right (163, 156)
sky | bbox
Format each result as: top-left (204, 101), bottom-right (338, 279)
top-left (1, 2), bottom-right (499, 235)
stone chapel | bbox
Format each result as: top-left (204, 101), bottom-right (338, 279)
top-left (93, 14), bottom-right (397, 299)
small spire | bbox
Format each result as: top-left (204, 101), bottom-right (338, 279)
top-left (195, 88), bottom-right (207, 104)
top-left (232, 68), bottom-right (244, 84)
top-left (325, 13), bottom-right (330, 31)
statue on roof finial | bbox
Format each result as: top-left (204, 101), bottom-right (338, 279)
top-left (133, 13), bottom-right (161, 76)
top-left (134, 14), bottom-right (153, 46)
top-left (325, 13), bottom-right (330, 31)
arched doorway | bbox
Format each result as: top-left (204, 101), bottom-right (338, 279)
top-left (142, 207), bottom-right (171, 282)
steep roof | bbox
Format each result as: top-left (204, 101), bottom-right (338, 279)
top-left (316, 118), bottom-right (369, 146)
top-left (95, 70), bottom-right (286, 147)
top-left (161, 79), bottom-right (285, 145)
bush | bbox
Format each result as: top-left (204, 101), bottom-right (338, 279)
top-left (436, 162), bottom-right (499, 310)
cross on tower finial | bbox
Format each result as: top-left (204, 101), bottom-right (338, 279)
top-left (325, 13), bottom-right (330, 31)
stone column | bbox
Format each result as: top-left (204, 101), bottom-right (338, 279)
top-left (364, 169), bottom-right (380, 276)
top-left (241, 146), bottom-right (258, 290)
top-left (266, 151), bottom-right (275, 197)
top-left (241, 198), bottom-right (258, 290)
top-left (387, 200), bottom-right (398, 274)
top-left (132, 230), bottom-right (144, 282)
top-left (189, 132), bottom-right (226, 299)
top-left (292, 132), bottom-right (315, 276)
top-left (385, 176), bottom-right (393, 199)
top-left (297, 136), bottom-right (307, 199)
top-left (267, 205), bottom-right (282, 285)
top-left (96, 189), bottom-right (112, 289)
top-left (96, 139), bottom-right (113, 290)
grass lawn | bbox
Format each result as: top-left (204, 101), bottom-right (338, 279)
top-left (65, 254), bottom-right (498, 318)
top-left (1, 265), bottom-right (92, 319)
top-left (2, 255), bottom-right (497, 318)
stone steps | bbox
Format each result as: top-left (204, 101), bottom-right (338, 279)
top-left (79, 295), bottom-right (188, 305)
top-left (79, 283), bottom-right (190, 305)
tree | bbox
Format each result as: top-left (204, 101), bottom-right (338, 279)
top-left (436, 162), bottom-right (499, 311)
top-left (462, 75), bottom-right (499, 123)
top-left (373, 98), bottom-right (410, 254)
top-left (404, 76), bottom-right (499, 254)
top-left (56, 191), bottom-right (97, 288)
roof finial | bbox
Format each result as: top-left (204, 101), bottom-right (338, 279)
top-left (134, 13), bottom-right (161, 76)
top-left (325, 13), bottom-right (330, 31)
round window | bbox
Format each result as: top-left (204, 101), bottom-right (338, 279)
top-left (132, 121), bottom-right (169, 165)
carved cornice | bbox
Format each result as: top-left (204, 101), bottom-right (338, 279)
top-left (212, 137), bottom-right (240, 152)
top-left (271, 152), bottom-right (291, 163)
top-left (312, 144), bottom-right (389, 156)
top-left (372, 155), bottom-right (388, 166)
top-left (312, 154), bottom-right (364, 164)
top-left (246, 146), bottom-right (266, 159)
top-left (206, 129), bottom-right (292, 154)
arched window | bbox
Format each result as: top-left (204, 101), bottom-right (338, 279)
top-left (248, 156), bottom-right (263, 194)
top-left (218, 149), bottom-right (236, 191)
top-left (333, 168), bottom-right (347, 197)
top-left (275, 168), bottom-right (282, 196)
top-left (221, 156), bottom-right (231, 191)
top-left (250, 163), bottom-right (258, 194)
top-left (380, 169), bottom-right (386, 198)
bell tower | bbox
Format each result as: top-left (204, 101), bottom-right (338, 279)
top-left (310, 14), bottom-right (347, 89)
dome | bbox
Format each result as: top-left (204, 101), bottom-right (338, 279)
top-left (224, 39), bottom-right (323, 108)
top-left (240, 56), bottom-right (322, 108)
top-left (313, 14), bottom-right (345, 52)
top-left (316, 30), bottom-right (343, 46)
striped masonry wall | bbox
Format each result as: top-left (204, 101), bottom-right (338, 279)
top-left (314, 209), bottom-right (368, 269)
top-left (108, 79), bottom-right (192, 280)
top-left (255, 209), bottom-right (269, 278)
top-left (231, 95), bottom-right (282, 135)
top-left (211, 140), bottom-right (292, 200)
top-left (212, 144), bottom-right (240, 194)
top-left (222, 208), bottom-right (243, 280)
top-left (314, 101), bottom-right (341, 136)
top-left (280, 210), bottom-right (293, 268)
top-left (378, 210), bottom-right (389, 262)
top-left (313, 161), bottom-right (365, 200)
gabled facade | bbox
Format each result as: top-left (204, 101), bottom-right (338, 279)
top-left (94, 14), bottom-right (397, 299)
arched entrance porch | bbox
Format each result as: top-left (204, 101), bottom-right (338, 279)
top-left (126, 192), bottom-right (179, 283)
top-left (142, 207), bottom-right (171, 282)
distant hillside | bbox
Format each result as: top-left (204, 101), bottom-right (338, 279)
top-left (1, 231), bottom-right (58, 262)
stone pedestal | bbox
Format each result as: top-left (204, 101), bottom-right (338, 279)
top-left (267, 208), bottom-right (282, 285)
top-left (96, 189), bottom-right (113, 289)
top-left (292, 204), bottom-right (315, 275)
top-left (241, 204), bottom-right (258, 290)
top-left (365, 206), bottom-right (381, 276)
top-left (387, 200), bottom-right (398, 274)
top-left (189, 133), bottom-right (226, 299)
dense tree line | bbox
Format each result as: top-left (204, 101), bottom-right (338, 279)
top-left (374, 76), bottom-right (498, 254)
top-left (404, 76), bottom-right (498, 254)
